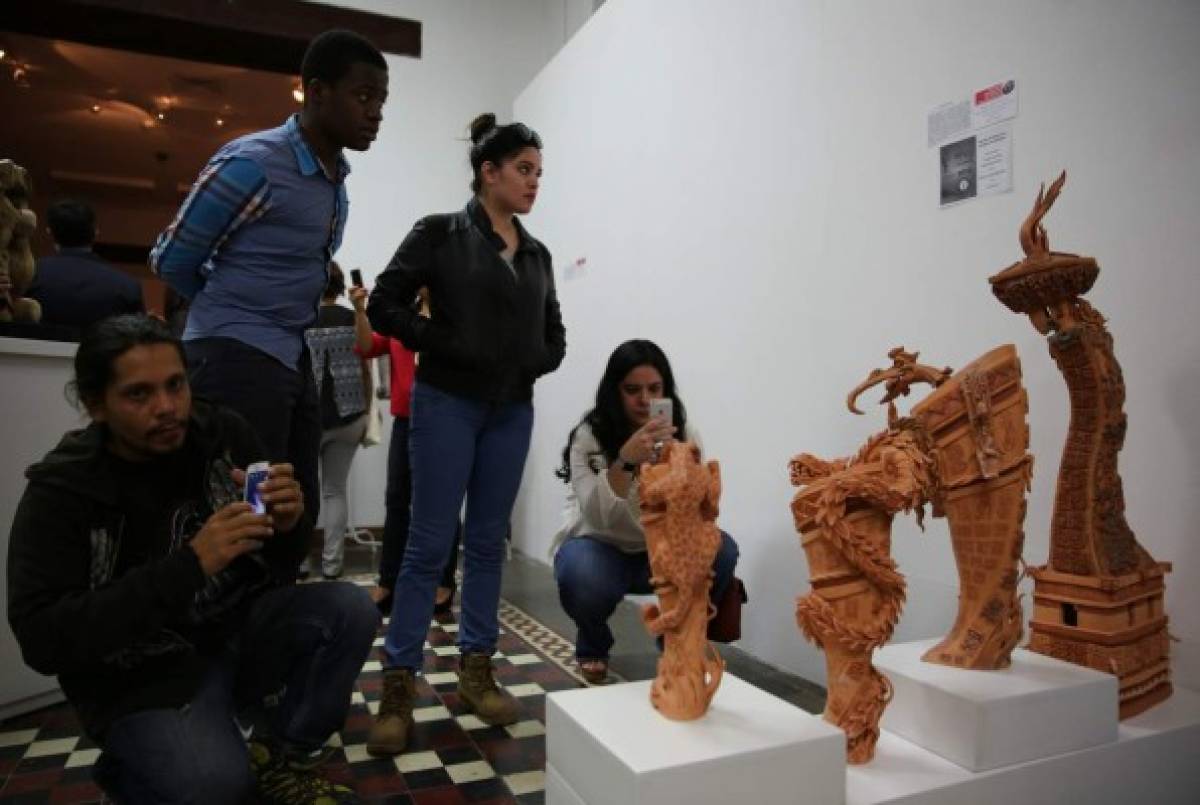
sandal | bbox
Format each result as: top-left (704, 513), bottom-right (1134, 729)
top-left (578, 658), bottom-right (609, 685)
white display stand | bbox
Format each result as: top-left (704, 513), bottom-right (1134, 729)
top-left (0, 337), bottom-right (78, 719)
top-left (546, 674), bottom-right (845, 805)
top-left (847, 686), bottom-right (1200, 805)
top-left (545, 764), bottom-right (587, 805)
top-left (874, 638), bottom-right (1118, 770)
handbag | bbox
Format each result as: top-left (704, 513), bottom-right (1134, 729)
top-left (707, 576), bottom-right (748, 642)
top-left (360, 359), bottom-right (383, 447)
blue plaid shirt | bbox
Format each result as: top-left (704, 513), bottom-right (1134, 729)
top-left (150, 114), bottom-right (350, 369)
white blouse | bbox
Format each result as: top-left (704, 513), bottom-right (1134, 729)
top-left (550, 420), bottom-right (703, 556)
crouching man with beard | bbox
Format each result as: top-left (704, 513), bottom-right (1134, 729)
top-left (7, 314), bottom-right (378, 804)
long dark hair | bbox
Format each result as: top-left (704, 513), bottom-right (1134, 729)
top-left (556, 339), bottom-right (687, 482)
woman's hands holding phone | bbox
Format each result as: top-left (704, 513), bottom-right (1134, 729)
top-left (618, 417), bottom-right (676, 466)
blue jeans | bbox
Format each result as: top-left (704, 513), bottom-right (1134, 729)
top-left (384, 382), bottom-right (534, 669)
top-left (378, 416), bottom-right (459, 593)
top-left (554, 532), bottom-right (740, 661)
top-left (95, 582), bottom-right (379, 803)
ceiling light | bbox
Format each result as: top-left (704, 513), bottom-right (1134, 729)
top-left (91, 104), bottom-right (101, 113)
top-left (292, 84), bottom-right (304, 103)
top-left (157, 111), bottom-right (165, 121)
top-left (0, 49), bottom-right (6, 61)
top-left (12, 66), bottom-right (29, 88)
top-left (216, 117), bottom-right (225, 127)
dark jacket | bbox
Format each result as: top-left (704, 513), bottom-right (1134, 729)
top-left (367, 198), bottom-right (566, 403)
top-left (6, 400), bottom-right (309, 738)
top-left (28, 248), bottom-right (143, 328)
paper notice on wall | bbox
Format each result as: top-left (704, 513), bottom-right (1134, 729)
top-left (971, 80), bottom-right (1018, 130)
top-left (927, 100), bottom-right (972, 148)
top-left (976, 124), bottom-right (1012, 196)
top-left (928, 79), bottom-right (1018, 147)
top-left (939, 124), bottom-right (1012, 207)
top-left (930, 79), bottom-right (1017, 206)
top-left (939, 136), bottom-right (977, 206)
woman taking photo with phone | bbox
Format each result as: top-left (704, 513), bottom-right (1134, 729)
top-left (365, 114), bottom-right (565, 756)
top-left (551, 339), bottom-right (739, 684)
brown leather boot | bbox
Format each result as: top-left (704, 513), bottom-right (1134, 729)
top-left (366, 668), bottom-right (415, 757)
top-left (457, 653), bottom-right (520, 726)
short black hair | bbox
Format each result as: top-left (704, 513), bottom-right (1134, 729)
top-left (70, 315), bottom-right (185, 409)
top-left (324, 260), bottom-right (345, 299)
top-left (301, 29), bottom-right (387, 91)
top-left (47, 199), bottom-right (96, 248)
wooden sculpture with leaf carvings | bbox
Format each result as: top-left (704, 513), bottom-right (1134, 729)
top-left (640, 440), bottom-right (725, 721)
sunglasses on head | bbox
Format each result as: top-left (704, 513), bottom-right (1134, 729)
top-left (509, 123), bottom-right (542, 149)
top-left (480, 122), bottom-right (542, 151)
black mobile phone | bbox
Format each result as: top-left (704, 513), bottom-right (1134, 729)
top-left (350, 269), bottom-right (364, 288)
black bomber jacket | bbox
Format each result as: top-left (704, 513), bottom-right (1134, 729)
top-left (367, 198), bottom-right (567, 402)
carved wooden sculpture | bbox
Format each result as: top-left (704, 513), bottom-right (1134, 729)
top-left (911, 346), bottom-right (1034, 669)
top-left (640, 441), bottom-right (724, 720)
top-left (990, 171), bottom-right (1172, 719)
top-left (792, 346), bottom-right (1035, 761)
top-left (791, 356), bottom-right (940, 763)
top-left (0, 159), bottom-right (41, 323)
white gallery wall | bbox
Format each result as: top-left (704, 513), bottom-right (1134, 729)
top-left (510, 0), bottom-right (1200, 690)
top-left (312, 0), bottom-right (580, 526)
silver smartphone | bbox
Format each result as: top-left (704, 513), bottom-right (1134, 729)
top-left (649, 398), bottom-right (673, 425)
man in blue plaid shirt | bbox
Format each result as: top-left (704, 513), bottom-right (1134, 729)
top-left (151, 29), bottom-right (388, 586)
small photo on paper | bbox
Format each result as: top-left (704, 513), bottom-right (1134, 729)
top-left (940, 136), bottom-right (977, 206)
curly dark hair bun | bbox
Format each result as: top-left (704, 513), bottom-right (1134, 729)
top-left (469, 113), bottom-right (498, 144)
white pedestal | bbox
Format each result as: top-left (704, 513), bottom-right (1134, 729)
top-left (546, 674), bottom-right (845, 805)
top-left (546, 764), bottom-right (587, 805)
top-left (847, 686), bottom-right (1200, 805)
top-left (874, 638), bottom-right (1117, 771)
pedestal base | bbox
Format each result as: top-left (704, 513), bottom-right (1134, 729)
top-left (875, 638), bottom-right (1117, 770)
top-left (847, 686), bottom-right (1200, 804)
top-left (546, 674), bottom-right (845, 805)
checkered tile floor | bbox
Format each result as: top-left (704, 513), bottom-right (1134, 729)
top-left (0, 590), bottom-right (589, 804)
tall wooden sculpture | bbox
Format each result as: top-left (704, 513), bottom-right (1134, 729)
top-left (990, 172), bottom-right (1172, 719)
top-left (792, 346), bottom-right (1035, 761)
top-left (791, 351), bottom-right (942, 763)
top-left (910, 346), bottom-right (1033, 669)
top-left (640, 441), bottom-right (725, 720)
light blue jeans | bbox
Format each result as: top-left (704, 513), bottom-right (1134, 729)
top-left (383, 382), bottom-right (534, 669)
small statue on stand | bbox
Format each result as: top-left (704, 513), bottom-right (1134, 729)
top-left (990, 172), bottom-right (1172, 718)
top-left (0, 159), bottom-right (41, 323)
top-left (640, 441), bottom-right (725, 720)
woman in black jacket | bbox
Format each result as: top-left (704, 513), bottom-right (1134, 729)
top-left (365, 114), bottom-right (565, 755)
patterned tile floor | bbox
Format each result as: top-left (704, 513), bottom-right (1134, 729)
top-left (0, 585), bottom-right (585, 804)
